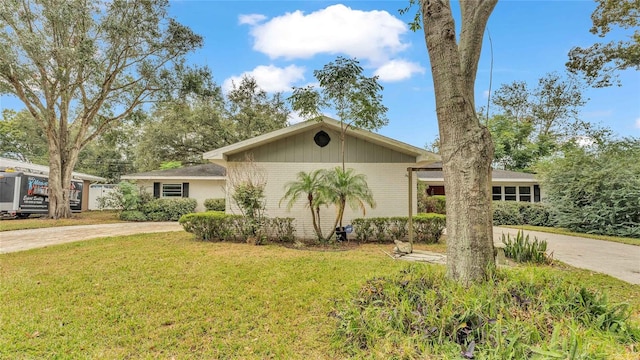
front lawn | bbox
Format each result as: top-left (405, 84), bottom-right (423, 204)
top-left (0, 210), bottom-right (122, 232)
top-left (1, 233), bottom-right (638, 359)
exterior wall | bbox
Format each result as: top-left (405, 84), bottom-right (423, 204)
top-left (137, 179), bottom-right (225, 212)
top-left (419, 180), bottom-right (544, 202)
top-left (227, 127), bottom-right (415, 163)
top-left (225, 162), bottom-right (418, 240)
top-left (81, 180), bottom-right (91, 211)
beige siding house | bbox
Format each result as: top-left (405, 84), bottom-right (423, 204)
top-left (204, 117), bottom-right (440, 239)
top-left (121, 164), bottom-right (226, 212)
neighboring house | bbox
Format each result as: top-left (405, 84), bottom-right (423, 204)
top-left (418, 162), bottom-right (542, 202)
top-left (121, 163), bottom-right (226, 212)
top-left (0, 157), bottom-right (106, 211)
top-left (203, 117), bottom-right (440, 239)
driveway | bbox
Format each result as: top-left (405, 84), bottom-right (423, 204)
top-left (494, 227), bottom-right (640, 285)
top-left (0, 222), bottom-right (183, 254)
top-left (1, 223), bottom-right (638, 285)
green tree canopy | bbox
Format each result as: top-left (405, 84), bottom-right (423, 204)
top-left (0, 0), bottom-right (203, 218)
top-left (567, 0), bottom-right (640, 87)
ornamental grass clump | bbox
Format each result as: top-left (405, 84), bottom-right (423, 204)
top-left (331, 265), bottom-right (640, 359)
top-left (502, 230), bottom-right (550, 264)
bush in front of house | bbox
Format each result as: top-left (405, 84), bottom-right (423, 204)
top-left (119, 210), bottom-right (148, 222)
top-left (492, 201), bottom-right (553, 227)
top-left (142, 198), bottom-right (197, 221)
top-left (418, 194), bottom-right (446, 214)
top-left (179, 212), bottom-right (296, 243)
top-left (352, 213), bottom-right (446, 244)
top-left (204, 198), bottom-right (226, 212)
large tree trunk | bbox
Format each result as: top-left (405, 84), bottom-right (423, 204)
top-left (421, 0), bottom-right (497, 285)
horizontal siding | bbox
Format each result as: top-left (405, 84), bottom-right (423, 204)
top-left (137, 179), bottom-right (225, 212)
top-left (225, 162), bottom-right (417, 239)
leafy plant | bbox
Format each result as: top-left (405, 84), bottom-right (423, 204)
top-left (98, 181), bottom-right (152, 212)
top-left (501, 230), bottom-right (549, 263)
top-left (352, 213), bottom-right (446, 244)
top-left (492, 201), bottom-right (553, 227)
top-left (203, 198), bottom-right (225, 212)
top-left (141, 198), bottom-right (197, 221)
top-left (119, 210), bottom-right (147, 222)
top-left (179, 212), bottom-right (295, 243)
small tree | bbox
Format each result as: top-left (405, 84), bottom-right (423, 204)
top-left (227, 155), bottom-right (267, 239)
top-left (280, 169), bottom-right (327, 240)
top-left (288, 57), bottom-right (388, 170)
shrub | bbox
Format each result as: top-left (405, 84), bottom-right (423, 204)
top-left (204, 198), bottom-right (226, 212)
top-left (419, 194), bottom-right (446, 214)
top-left (179, 212), bottom-right (295, 243)
top-left (537, 139), bottom-right (640, 238)
top-left (98, 181), bottom-right (152, 211)
top-left (492, 201), bottom-right (553, 226)
top-left (142, 198), bottom-right (197, 221)
top-left (501, 230), bottom-right (549, 264)
top-left (119, 210), bottom-right (147, 222)
top-left (352, 213), bottom-right (446, 244)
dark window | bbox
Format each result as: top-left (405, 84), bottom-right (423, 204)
top-left (182, 183), bottom-right (189, 198)
top-left (492, 186), bottom-right (502, 201)
top-left (504, 186), bottom-right (516, 201)
top-left (534, 185), bottom-right (541, 202)
top-left (153, 182), bottom-right (160, 198)
top-left (519, 186), bottom-right (531, 202)
top-left (427, 185), bottom-right (445, 196)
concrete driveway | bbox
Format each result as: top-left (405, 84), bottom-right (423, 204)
top-left (0, 222), bottom-right (183, 254)
top-left (494, 227), bottom-right (640, 285)
top-left (1, 223), bottom-right (638, 285)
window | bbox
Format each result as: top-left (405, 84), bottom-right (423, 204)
top-left (492, 186), bottom-right (502, 201)
top-left (504, 186), bottom-right (517, 201)
top-left (162, 184), bottom-right (183, 197)
top-left (519, 186), bottom-right (531, 202)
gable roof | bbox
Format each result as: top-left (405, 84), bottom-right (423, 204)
top-left (417, 162), bottom-right (538, 183)
top-left (0, 157), bottom-right (106, 182)
top-left (121, 163), bottom-right (226, 181)
top-left (203, 116), bottom-right (440, 165)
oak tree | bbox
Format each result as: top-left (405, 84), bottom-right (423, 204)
top-left (0, 0), bottom-right (202, 218)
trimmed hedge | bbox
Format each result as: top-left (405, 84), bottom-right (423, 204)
top-left (179, 211), bottom-right (296, 243)
top-left (352, 213), bottom-right (446, 244)
top-left (419, 195), bottom-right (446, 214)
top-left (142, 198), bottom-right (197, 221)
top-left (119, 210), bottom-right (147, 222)
top-left (204, 198), bottom-right (226, 212)
top-left (492, 201), bottom-right (553, 227)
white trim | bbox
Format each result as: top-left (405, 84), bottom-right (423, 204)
top-left (0, 157), bottom-right (106, 182)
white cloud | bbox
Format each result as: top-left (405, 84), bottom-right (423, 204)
top-left (238, 14), bottom-right (267, 26)
top-left (635, 118), bottom-right (640, 129)
top-left (244, 4), bottom-right (409, 63)
top-left (223, 65), bottom-right (305, 93)
top-left (374, 59), bottom-right (425, 82)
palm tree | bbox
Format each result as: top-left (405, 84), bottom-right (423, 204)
top-left (279, 169), bottom-right (327, 240)
top-left (323, 167), bottom-right (376, 239)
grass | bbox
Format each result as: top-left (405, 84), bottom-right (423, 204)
top-left (502, 225), bottom-right (640, 246)
top-left (0, 210), bottom-right (123, 232)
top-left (1, 232), bottom-right (638, 359)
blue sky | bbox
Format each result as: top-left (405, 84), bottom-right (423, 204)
top-left (2, 0), bottom-right (639, 149)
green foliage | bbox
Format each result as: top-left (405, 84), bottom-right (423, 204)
top-left (418, 190), bottom-right (446, 214)
top-left (119, 211), bottom-right (148, 222)
top-left (567, 0), bottom-right (640, 87)
top-left (487, 73), bottom-right (610, 172)
top-left (537, 139), bottom-right (640, 238)
top-left (203, 198), bottom-right (225, 212)
top-left (492, 201), bottom-right (553, 227)
top-left (332, 265), bottom-right (639, 359)
top-left (98, 181), bottom-right (152, 212)
top-left (0, 0), bottom-right (203, 217)
top-left (352, 213), bottom-right (446, 244)
top-left (179, 212), bottom-right (296, 243)
top-left (142, 198), bottom-right (197, 221)
top-left (0, 109), bottom-right (48, 163)
top-left (280, 168), bottom-right (376, 242)
top-left (159, 161), bottom-right (182, 170)
top-left (232, 183), bottom-right (265, 221)
top-left (501, 231), bottom-right (550, 264)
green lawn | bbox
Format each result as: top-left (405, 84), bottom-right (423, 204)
top-left (1, 233), bottom-right (638, 359)
top-left (502, 225), bottom-right (640, 246)
top-left (0, 210), bottom-right (123, 232)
